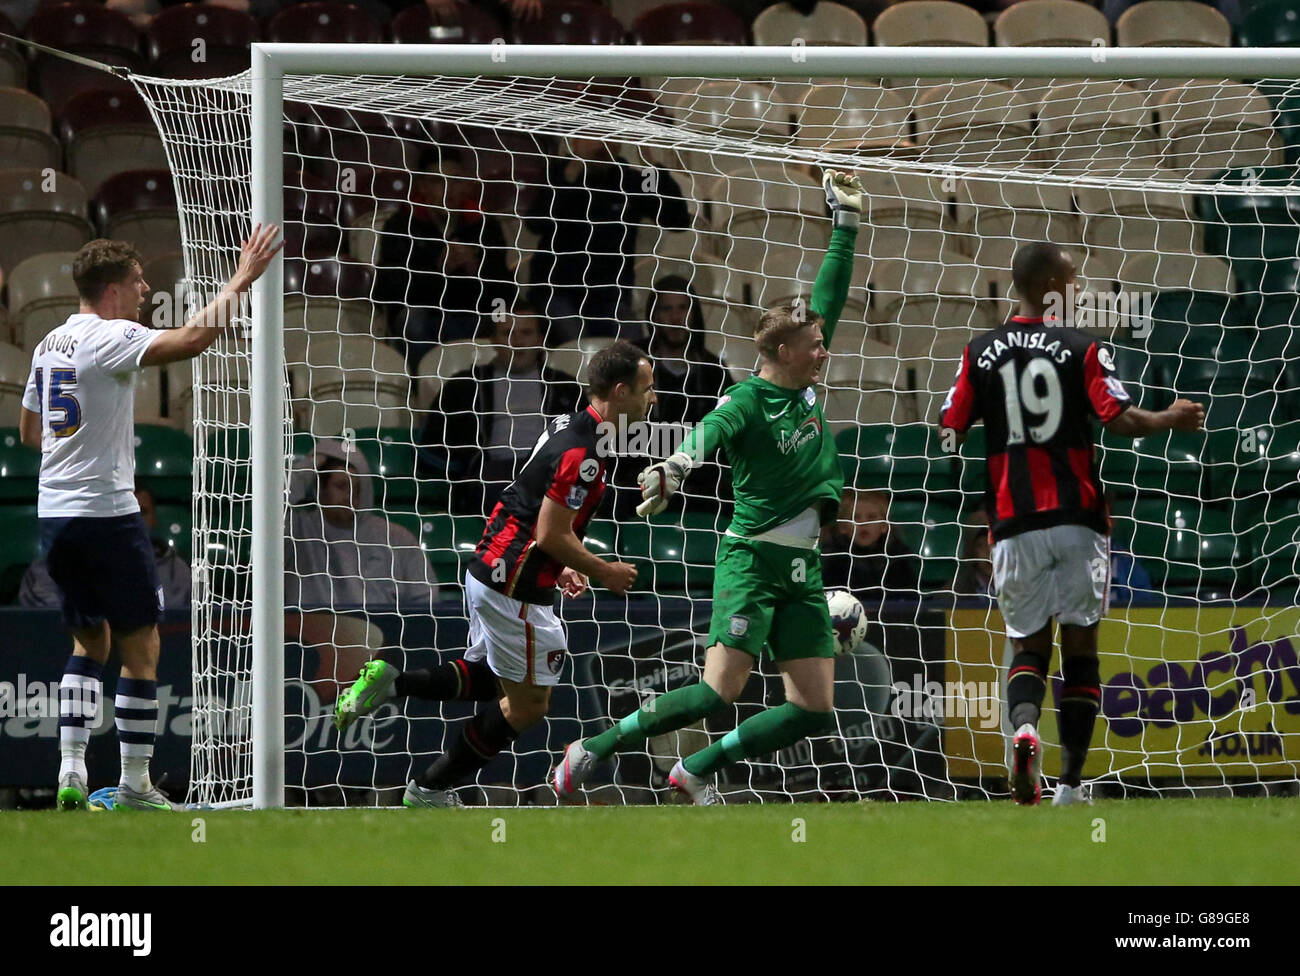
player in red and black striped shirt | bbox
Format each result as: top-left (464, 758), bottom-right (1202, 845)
top-left (336, 341), bottom-right (652, 807)
top-left (940, 242), bottom-right (1204, 806)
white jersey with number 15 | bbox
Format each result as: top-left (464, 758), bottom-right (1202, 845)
top-left (21, 313), bottom-right (162, 518)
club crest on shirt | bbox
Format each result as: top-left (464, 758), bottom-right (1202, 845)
top-left (547, 650), bottom-right (565, 675)
top-left (579, 458), bottom-right (600, 482)
top-left (1097, 346), bottom-right (1115, 371)
top-left (565, 485), bottom-right (588, 509)
top-left (729, 614), bottom-right (749, 637)
top-left (716, 394), bottom-right (731, 408)
top-left (803, 387), bottom-right (815, 408)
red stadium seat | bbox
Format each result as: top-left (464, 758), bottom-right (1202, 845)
top-left (92, 169), bottom-right (181, 259)
top-left (284, 169), bottom-right (342, 258)
top-left (30, 53), bottom-right (139, 119)
top-left (60, 88), bottom-right (167, 196)
top-left (390, 2), bottom-right (503, 43)
top-left (26, 2), bottom-right (141, 60)
top-left (266, 2), bottom-right (384, 44)
top-left (147, 3), bottom-right (258, 79)
top-left (632, 2), bottom-right (748, 45)
top-left (512, 0), bottom-right (625, 44)
top-left (284, 256), bottom-right (376, 301)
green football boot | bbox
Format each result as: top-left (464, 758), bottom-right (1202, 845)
top-left (335, 660), bottom-right (399, 732)
top-left (57, 772), bottom-right (88, 811)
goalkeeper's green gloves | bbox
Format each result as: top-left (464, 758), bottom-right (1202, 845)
top-left (636, 451), bottom-right (693, 518)
top-left (823, 169), bottom-right (863, 230)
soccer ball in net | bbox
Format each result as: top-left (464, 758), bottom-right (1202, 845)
top-left (825, 589), bottom-right (867, 656)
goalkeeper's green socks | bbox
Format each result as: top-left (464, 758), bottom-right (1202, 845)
top-left (681, 701), bottom-right (835, 777)
top-left (583, 681), bottom-right (725, 759)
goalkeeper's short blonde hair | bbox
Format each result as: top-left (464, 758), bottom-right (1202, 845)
top-left (753, 304), bottom-right (823, 361)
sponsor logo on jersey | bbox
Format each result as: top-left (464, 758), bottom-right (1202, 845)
top-left (1104, 376), bottom-right (1130, 401)
top-left (565, 485), bottom-right (588, 510)
top-left (579, 458), bottom-right (600, 482)
top-left (124, 324), bottom-right (146, 341)
top-left (777, 413), bottom-right (822, 455)
top-left (729, 615), bottom-right (749, 637)
top-left (547, 650), bottom-right (565, 675)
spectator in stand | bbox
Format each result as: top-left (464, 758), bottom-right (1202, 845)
top-left (19, 480), bottom-right (191, 610)
top-left (417, 306), bottom-right (582, 515)
top-left (286, 437), bottom-right (439, 702)
top-left (954, 512), bottom-right (996, 599)
top-left (525, 137), bottom-right (691, 342)
top-left (376, 148), bottom-right (515, 365)
top-left (821, 487), bottom-right (922, 611)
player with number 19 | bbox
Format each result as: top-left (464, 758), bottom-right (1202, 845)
top-left (938, 241), bottom-right (1204, 807)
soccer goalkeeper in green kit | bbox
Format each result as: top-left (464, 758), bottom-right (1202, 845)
top-left (552, 170), bottom-right (863, 804)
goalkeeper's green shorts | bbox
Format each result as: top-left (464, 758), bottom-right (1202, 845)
top-left (707, 534), bottom-right (835, 661)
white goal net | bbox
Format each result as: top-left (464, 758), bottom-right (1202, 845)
top-left (130, 48), bottom-right (1300, 808)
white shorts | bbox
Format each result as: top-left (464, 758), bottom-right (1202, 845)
top-left (463, 571), bottom-right (568, 686)
top-left (991, 524), bottom-right (1110, 639)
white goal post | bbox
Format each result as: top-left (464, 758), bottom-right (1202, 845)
top-left (147, 42), bottom-right (1300, 809)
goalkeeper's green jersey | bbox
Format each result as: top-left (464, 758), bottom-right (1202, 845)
top-left (679, 224), bottom-right (856, 537)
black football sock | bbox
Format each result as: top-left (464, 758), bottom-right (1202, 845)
top-left (415, 699), bottom-right (518, 790)
top-left (1057, 656), bottom-right (1101, 788)
top-left (1007, 651), bottom-right (1049, 731)
top-left (395, 659), bottom-right (498, 701)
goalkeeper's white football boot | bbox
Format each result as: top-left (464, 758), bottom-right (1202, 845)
top-left (1010, 724), bottom-right (1043, 806)
top-left (402, 781), bottom-right (464, 808)
top-left (335, 659), bottom-right (398, 732)
top-left (114, 784), bottom-right (182, 811)
top-left (552, 739), bottom-right (598, 799)
top-left (57, 771), bottom-right (88, 811)
top-left (1052, 783), bottom-right (1093, 807)
top-left (668, 760), bottom-right (722, 806)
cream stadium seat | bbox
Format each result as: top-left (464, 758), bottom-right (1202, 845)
top-left (914, 81), bottom-right (1038, 168)
top-left (752, 1), bottom-right (867, 46)
top-left (0, 169), bottom-right (93, 274)
top-left (0, 86), bottom-right (60, 170)
top-left (795, 83), bottom-right (914, 155)
top-left (6, 251), bottom-right (79, 353)
top-left (295, 334), bottom-right (411, 437)
top-left (1154, 81), bottom-right (1283, 179)
top-left (0, 341), bottom-right (30, 422)
top-left (413, 339), bottom-right (497, 407)
top-left (953, 181), bottom-right (1081, 271)
top-left (1036, 80), bottom-right (1157, 175)
top-left (994, 0), bottom-right (1111, 47)
top-left (1116, 0), bottom-right (1231, 47)
top-left (873, 1), bottom-right (988, 46)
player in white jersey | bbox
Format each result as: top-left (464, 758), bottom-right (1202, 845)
top-left (20, 226), bottom-right (282, 811)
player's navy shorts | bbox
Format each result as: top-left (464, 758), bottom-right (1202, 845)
top-left (40, 513), bottom-right (162, 632)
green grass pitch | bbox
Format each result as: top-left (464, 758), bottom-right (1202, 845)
top-left (4, 798), bottom-right (1294, 884)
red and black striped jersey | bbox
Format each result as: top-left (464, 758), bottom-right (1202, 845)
top-left (939, 315), bottom-right (1132, 543)
top-left (467, 405), bottom-right (608, 604)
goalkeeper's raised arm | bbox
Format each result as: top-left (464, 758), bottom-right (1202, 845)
top-left (636, 169), bottom-right (861, 519)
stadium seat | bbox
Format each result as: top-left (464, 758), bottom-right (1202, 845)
top-left (855, 170), bottom-right (950, 264)
top-left (795, 84), bottom-right (913, 154)
top-left (836, 422), bottom-right (958, 498)
top-left (1035, 81), bottom-right (1155, 175)
top-left (29, 51), bottom-right (139, 119)
top-left (1237, 0), bottom-right (1300, 47)
top-left (1154, 81), bottom-right (1283, 179)
top-left (413, 340), bottom-right (496, 406)
top-left (898, 505), bottom-right (964, 591)
top-left (954, 180), bottom-right (1079, 271)
top-left (1116, 1), bottom-right (1231, 47)
top-left (0, 428), bottom-right (40, 501)
top-left (0, 9), bottom-right (25, 87)
top-left (0, 87), bottom-right (60, 171)
top-left (913, 81), bottom-right (1036, 168)
top-left (1114, 251), bottom-right (1236, 335)
top-left (631, 2), bottom-right (748, 45)
top-left (1076, 184), bottom-right (1200, 277)
top-left (0, 170), bottom-right (93, 276)
top-left (1098, 429), bottom-right (1204, 498)
top-left (151, 504), bottom-right (192, 560)
top-left (1115, 499), bottom-right (1241, 593)
top-left (512, 0), bottom-right (624, 44)
top-left (390, 1), bottom-right (503, 43)
top-left (1250, 508), bottom-right (1300, 598)
top-left (751, 2), bottom-right (867, 46)
top-left (389, 510), bottom-right (479, 590)
top-left (266, 2), bottom-right (384, 43)
top-left (147, 4), bottom-right (257, 79)
top-left (994, 0), bottom-right (1110, 47)
top-left (92, 169), bottom-right (181, 261)
top-left (287, 333), bottom-right (410, 437)
top-left (874, 1), bottom-right (987, 46)
top-left (282, 169), bottom-right (343, 259)
top-left (1204, 423), bottom-right (1300, 502)
top-left (0, 505), bottom-right (42, 604)
top-left (134, 424), bottom-right (193, 503)
top-left (60, 89), bottom-right (168, 196)
top-left (283, 256), bottom-right (378, 336)
top-left (6, 251), bottom-right (79, 354)
top-left (546, 337), bottom-right (617, 385)
top-left (1195, 169), bottom-right (1300, 285)
top-left (26, 3), bottom-right (140, 58)
top-left (658, 80), bottom-right (786, 147)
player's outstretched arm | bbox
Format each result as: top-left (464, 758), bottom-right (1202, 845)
top-left (536, 497), bottom-right (637, 595)
top-left (142, 222), bottom-right (284, 366)
top-left (812, 169), bottom-right (862, 349)
top-left (1105, 399), bottom-right (1205, 437)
